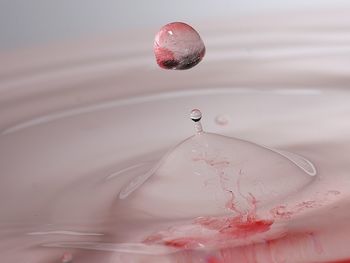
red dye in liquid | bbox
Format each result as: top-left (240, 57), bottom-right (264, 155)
top-left (195, 215), bottom-right (273, 239)
top-left (207, 256), bottom-right (223, 263)
top-left (270, 198), bottom-right (326, 220)
top-left (144, 191), bottom-right (274, 250)
top-left (270, 205), bottom-right (294, 219)
top-left (141, 141), bottom-right (341, 261)
top-left (163, 237), bottom-right (205, 249)
top-left (154, 22), bottom-right (205, 70)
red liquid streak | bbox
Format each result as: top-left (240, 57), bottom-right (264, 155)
top-left (164, 237), bottom-right (204, 249)
top-left (270, 205), bottom-right (294, 219)
top-left (270, 199), bottom-right (324, 220)
top-left (145, 155), bottom-right (274, 249)
top-left (146, 193), bottom-right (273, 250)
top-left (207, 256), bottom-right (223, 263)
top-left (225, 191), bottom-right (241, 214)
top-left (143, 154), bottom-right (340, 261)
top-left (196, 215), bottom-right (273, 239)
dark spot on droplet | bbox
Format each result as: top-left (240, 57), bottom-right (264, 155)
top-left (177, 50), bottom-right (205, 70)
top-left (191, 117), bottom-right (201, 122)
top-left (178, 58), bottom-right (201, 70)
top-left (161, 59), bottom-right (179, 69)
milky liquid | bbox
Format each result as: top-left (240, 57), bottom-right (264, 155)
top-left (1, 88), bottom-right (350, 263)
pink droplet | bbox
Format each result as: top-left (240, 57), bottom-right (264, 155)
top-left (154, 22), bottom-right (205, 70)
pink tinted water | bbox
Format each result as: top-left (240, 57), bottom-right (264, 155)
top-left (2, 11), bottom-right (350, 263)
top-left (154, 22), bottom-right (205, 70)
top-left (0, 90), bottom-right (349, 263)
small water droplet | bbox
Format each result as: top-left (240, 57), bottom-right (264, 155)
top-left (215, 114), bottom-right (231, 126)
top-left (190, 109), bottom-right (202, 122)
top-left (190, 109), bottom-right (204, 134)
top-left (154, 22), bottom-right (205, 70)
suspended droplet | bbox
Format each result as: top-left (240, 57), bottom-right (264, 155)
top-left (190, 109), bottom-right (204, 134)
top-left (154, 22), bottom-right (205, 70)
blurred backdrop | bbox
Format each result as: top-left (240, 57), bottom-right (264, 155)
top-left (1, 0), bottom-right (350, 51)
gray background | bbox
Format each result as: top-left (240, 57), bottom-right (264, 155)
top-left (0, 0), bottom-right (349, 50)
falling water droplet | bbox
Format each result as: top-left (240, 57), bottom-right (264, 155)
top-left (154, 22), bottom-right (205, 70)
